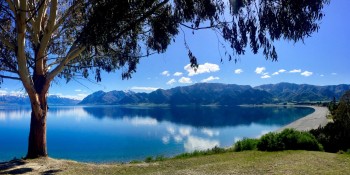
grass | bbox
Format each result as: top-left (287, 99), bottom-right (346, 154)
top-left (2, 151), bottom-right (350, 175)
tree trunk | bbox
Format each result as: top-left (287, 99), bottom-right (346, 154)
top-left (26, 75), bottom-right (49, 159)
top-left (26, 107), bottom-right (48, 158)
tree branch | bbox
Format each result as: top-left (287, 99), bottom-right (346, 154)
top-left (47, 44), bottom-right (86, 81)
top-left (114, 0), bottom-right (169, 40)
top-left (180, 23), bottom-right (224, 30)
top-left (0, 75), bottom-right (21, 80)
top-left (52, 0), bottom-right (83, 32)
top-left (16, 0), bottom-right (36, 95)
top-left (5, 0), bottom-right (16, 14)
top-left (36, 0), bottom-right (57, 75)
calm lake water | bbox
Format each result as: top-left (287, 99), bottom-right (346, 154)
top-left (0, 105), bottom-right (314, 163)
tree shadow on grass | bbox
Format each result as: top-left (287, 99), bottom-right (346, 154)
top-left (0, 159), bottom-right (32, 174)
top-left (0, 159), bottom-right (63, 175)
top-left (41, 169), bottom-right (62, 175)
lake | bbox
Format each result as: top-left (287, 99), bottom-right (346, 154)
top-left (0, 105), bottom-right (314, 163)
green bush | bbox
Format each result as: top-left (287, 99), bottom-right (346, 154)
top-left (257, 129), bottom-right (323, 151)
top-left (310, 121), bottom-right (350, 152)
top-left (310, 91), bottom-right (350, 153)
top-left (234, 138), bottom-right (259, 152)
top-left (257, 132), bottom-right (284, 151)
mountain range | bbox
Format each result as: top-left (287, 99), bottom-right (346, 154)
top-left (0, 95), bottom-right (80, 105)
top-left (79, 82), bottom-right (350, 105)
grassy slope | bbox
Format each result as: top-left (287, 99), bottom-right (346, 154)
top-left (2, 151), bottom-right (350, 175)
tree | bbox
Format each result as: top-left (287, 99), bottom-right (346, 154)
top-left (0, 0), bottom-right (328, 158)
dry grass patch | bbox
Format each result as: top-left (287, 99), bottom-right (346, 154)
top-left (1, 151), bottom-right (350, 175)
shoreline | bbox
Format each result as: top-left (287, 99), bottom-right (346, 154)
top-left (276, 106), bottom-right (330, 132)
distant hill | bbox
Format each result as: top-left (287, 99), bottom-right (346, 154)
top-left (0, 95), bottom-right (80, 105)
top-left (255, 82), bottom-right (350, 102)
top-left (79, 83), bottom-right (350, 106)
top-left (80, 83), bottom-right (272, 105)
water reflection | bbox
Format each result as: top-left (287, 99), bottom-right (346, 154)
top-left (0, 105), bottom-right (314, 162)
top-left (81, 106), bottom-right (314, 127)
top-left (184, 136), bottom-right (219, 152)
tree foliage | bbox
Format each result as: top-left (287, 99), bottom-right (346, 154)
top-left (0, 0), bottom-right (329, 85)
top-left (0, 0), bottom-right (329, 158)
top-left (310, 90), bottom-right (350, 152)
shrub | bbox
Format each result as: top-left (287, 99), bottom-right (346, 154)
top-left (144, 156), bottom-right (153, 163)
top-left (257, 129), bottom-right (323, 151)
top-left (310, 121), bottom-right (350, 152)
top-left (310, 91), bottom-right (350, 152)
top-left (257, 132), bottom-right (284, 151)
top-left (234, 138), bottom-right (259, 152)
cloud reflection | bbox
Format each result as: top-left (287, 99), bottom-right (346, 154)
top-left (184, 136), bottom-right (220, 152)
top-left (124, 117), bottom-right (158, 126)
top-left (164, 125), bottom-right (221, 152)
top-left (0, 112), bottom-right (5, 121)
top-left (201, 128), bottom-right (219, 137)
top-left (179, 127), bottom-right (191, 136)
top-left (162, 136), bottom-right (170, 144)
top-left (166, 126), bottom-right (175, 135)
top-left (0, 110), bottom-right (31, 121)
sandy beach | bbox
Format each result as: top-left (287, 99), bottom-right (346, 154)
top-left (276, 106), bottom-right (330, 132)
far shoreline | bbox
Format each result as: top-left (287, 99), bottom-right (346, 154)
top-left (276, 105), bottom-right (330, 132)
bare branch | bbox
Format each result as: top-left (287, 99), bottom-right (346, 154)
top-left (180, 23), bottom-right (224, 30)
top-left (0, 75), bottom-right (21, 80)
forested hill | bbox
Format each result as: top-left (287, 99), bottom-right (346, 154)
top-left (255, 83), bottom-right (350, 102)
top-left (79, 83), bottom-right (350, 105)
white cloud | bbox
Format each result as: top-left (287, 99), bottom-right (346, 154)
top-left (331, 73), bottom-right (337, 75)
top-left (55, 94), bottom-right (88, 100)
top-left (166, 79), bottom-right (176, 85)
top-left (178, 77), bottom-right (192, 84)
top-left (8, 91), bottom-right (26, 96)
top-left (261, 75), bottom-right (271, 79)
top-left (184, 63), bottom-right (220, 76)
top-left (255, 67), bottom-right (266, 74)
top-left (201, 76), bottom-right (219, 83)
top-left (278, 69), bottom-right (286, 73)
top-left (131, 86), bottom-right (159, 91)
top-left (234, 69), bottom-right (243, 74)
top-left (75, 89), bottom-right (82, 92)
top-left (161, 71), bottom-right (170, 76)
top-left (272, 72), bottom-right (279, 76)
top-left (320, 74), bottom-right (324, 77)
top-left (76, 94), bottom-right (88, 99)
top-left (301, 71), bottom-right (313, 77)
top-left (173, 72), bottom-right (183, 76)
top-left (289, 69), bottom-right (301, 73)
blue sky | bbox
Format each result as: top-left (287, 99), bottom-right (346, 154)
top-left (1, 0), bottom-right (349, 100)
